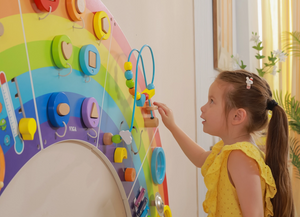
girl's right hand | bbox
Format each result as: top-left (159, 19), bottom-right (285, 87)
top-left (153, 102), bottom-right (176, 131)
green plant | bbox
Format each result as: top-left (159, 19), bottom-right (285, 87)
top-left (274, 90), bottom-right (300, 178)
top-left (231, 32), bottom-right (288, 77)
top-left (283, 31), bottom-right (300, 57)
top-left (290, 137), bottom-right (300, 179)
top-left (274, 90), bottom-right (300, 134)
top-left (280, 31), bottom-right (300, 179)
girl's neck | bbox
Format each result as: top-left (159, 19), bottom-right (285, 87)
top-left (221, 134), bottom-right (252, 146)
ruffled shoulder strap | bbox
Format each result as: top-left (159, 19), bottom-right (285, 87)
top-left (201, 140), bottom-right (224, 177)
top-left (202, 142), bottom-right (277, 217)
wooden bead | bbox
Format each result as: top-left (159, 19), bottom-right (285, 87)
top-left (124, 62), bottom-right (132, 71)
top-left (136, 94), bottom-right (146, 107)
top-left (126, 79), bottom-right (135, 89)
top-left (132, 92), bottom-right (141, 100)
top-left (125, 70), bottom-right (133, 80)
top-left (144, 93), bottom-right (149, 101)
top-left (142, 88), bottom-right (155, 99)
top-left (136, 92), bottom-right (141, 100)
top-left (147, 83), bottom-right (155, 90)
top-left (129, 88), bottom-right (135, 96)
top-left (103, 133), bottom-right (113, 145)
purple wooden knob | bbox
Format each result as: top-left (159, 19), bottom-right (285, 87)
top-left (81, 97), bottom-right (100, 128)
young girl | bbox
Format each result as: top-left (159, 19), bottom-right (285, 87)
top-left (154, 70), bottom-right (294, 217)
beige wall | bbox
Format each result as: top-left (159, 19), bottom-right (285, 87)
top-left (101, 0), bottom-right (198, 216)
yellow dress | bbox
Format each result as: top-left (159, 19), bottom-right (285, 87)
top-left (201, 141), bottom-right (277, 217)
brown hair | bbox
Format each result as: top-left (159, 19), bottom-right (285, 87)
top-left (217, 70), bottom-right (294, 217)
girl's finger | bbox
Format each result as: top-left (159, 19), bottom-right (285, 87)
top-left (154, 102), bottom-right (169, 112)
top-left (158, 107), bottom-right (167, 118)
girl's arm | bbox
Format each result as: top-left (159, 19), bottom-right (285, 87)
top-left (228, 150), bottom-right (264, 217)
top-left (153, 102), bottom-right (211, 168)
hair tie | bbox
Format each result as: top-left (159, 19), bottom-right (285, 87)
top-left (266, 99), bottom-right (278, 111)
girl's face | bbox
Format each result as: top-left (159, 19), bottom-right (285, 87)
top-left (200, 80), bottom-right (229, 137)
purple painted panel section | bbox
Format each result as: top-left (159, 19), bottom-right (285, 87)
top-left (81, 97), bottom-right (100, 128)
top-left (1, 92), bottom-right (142, 216)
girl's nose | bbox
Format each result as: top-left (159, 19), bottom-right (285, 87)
top-left (201, 105), bottom-right (205, 113)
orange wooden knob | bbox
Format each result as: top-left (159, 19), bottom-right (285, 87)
top-left (129, 88), bottom-right (135, 96)
top-left (125, 168), bottom-right (136, 182)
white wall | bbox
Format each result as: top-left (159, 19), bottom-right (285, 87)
top-left (194, 1), bottom-right (219, 216)
top-left (101, 0), bottom-right (198, 216)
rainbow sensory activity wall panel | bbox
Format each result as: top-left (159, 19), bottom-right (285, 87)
top-left (0, 0), bottom-right (171, 216)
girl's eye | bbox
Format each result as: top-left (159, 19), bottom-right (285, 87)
top-left (210, 99), bottom-right (214, 104)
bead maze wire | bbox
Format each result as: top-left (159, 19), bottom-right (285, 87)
top-left (127, 44), bottom-right (155, 132)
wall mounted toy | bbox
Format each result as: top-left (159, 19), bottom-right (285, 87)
top-left (125, 45), bottom-right (159, 129)
top-left (103, 44), bottom-right (158, 147)
top-left (0, 0), bottom-right (171, 217)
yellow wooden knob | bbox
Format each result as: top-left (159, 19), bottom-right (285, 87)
top-left (114, 147), bottom-right (127, 163)
top-left (19, 118), bottom-right (37, 140)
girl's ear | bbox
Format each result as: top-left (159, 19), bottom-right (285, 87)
top-left (232, 108), bottom-right (247, 125)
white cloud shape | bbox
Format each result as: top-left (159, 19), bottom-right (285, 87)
top-left (119, 130), bottom-right (132, 145)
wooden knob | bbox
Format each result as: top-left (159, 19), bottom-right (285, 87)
top-left (90, 102), bottom-right (99, 118)
top-left (125, 168), bottom-right (136, 182)
top-left (144, 117), bottom-right (159, 128)
top-left (0, 23), bottom-right (4, 37)
top-left (103, 133), bottom-right (113, 145)
top-left (145, 106), bottom-right (158, 111)
top-left (57, 103), bottom-right (70, 116)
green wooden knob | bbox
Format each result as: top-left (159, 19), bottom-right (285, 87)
top-left (112, 134), bottom-right (122, 144)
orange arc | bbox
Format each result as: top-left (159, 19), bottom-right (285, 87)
top-left (66, 0), bottom-right (86, 21)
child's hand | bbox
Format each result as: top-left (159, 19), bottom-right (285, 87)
top-left (153, 102), bottom-right (176, 131)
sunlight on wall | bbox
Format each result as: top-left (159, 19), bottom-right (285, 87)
top-left (257, 0), bottom-right (262, 69)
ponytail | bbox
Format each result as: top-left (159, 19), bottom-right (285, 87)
top-left (265, 105), bottom-right (294, 217)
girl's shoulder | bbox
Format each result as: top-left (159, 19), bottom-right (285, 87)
top-left (221, 141), bottom-right (276, 191)
top-left (202, 141), bottom-right (276, 216)
top-left (222, 141), bottom-right (265, 160)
